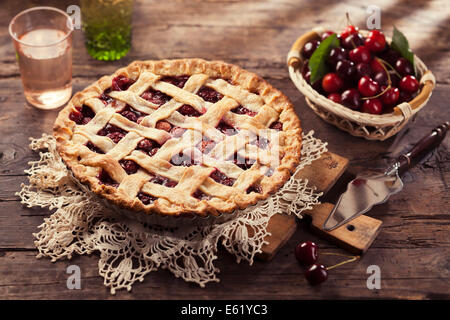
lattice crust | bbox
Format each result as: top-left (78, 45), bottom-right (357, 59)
top-left (54, 59), bottom-right (302, 217)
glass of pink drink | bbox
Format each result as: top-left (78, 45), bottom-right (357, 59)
top-left (9, 7), bottom-right (74, 110)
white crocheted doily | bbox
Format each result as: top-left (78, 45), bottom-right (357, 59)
top-left (16, 131), bottom-right (327, 294)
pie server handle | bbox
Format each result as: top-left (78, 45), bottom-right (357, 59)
top-left (395, 121), bottom-right (449, 174)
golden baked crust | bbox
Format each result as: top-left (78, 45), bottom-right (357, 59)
top-left (54, 59), bottom-right (302, 217)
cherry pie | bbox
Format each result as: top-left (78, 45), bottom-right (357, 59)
top-left (54, 59), bottom-right (302, 217)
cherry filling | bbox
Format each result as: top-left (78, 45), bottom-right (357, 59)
top-left (250, 136), bottom-right (269, 149)
top-left (150, 175), bottom-right (177, 188)
top-left (217, 120), bottom-right (238, 136)
top-left (120, 105), bottom-right (146, 123)
top-left (197, 86), bottom-right (223, 103)
top-left (86, 141), bottom-right (104, 154)
top-left (170, 152), bottom-right (198, 167)
top-left (111, 75), bottom-right (134, 91)
top-left (161, 75), bottom-right (189, 88)
top-left (210, 169), bottom-right (235, 187)
top-left (137, 192), bottom-right (157, 205)
top-left (141, 89), bottom-right (171, 106)
top-left (97, 169), bottom-right (119, 187)
top-left (178, 104), bottom-right (202, 117)
top-left (97, 124), bottom-right (127, 143)
top-left (99, 92), bottom-right (113, 105)
top-left (69, 105), bottom-right (95, 125)
top-left (270, 121), bottom-right (283, 131)
top-left (192, 189), bottom-right (211, 200)
top-left (246, 184), bottom-right (263, 194)
top-left (231, 106), bottom-right (257, 117)
top-left (119, 159), bottom-right (139, 175)
top-left (233, 153), bottom-right (255, 170)
top-left (197, 139), bottom-right (215, 154)
top-left (137, 138), bottom-right (160, 157)
top-left (155, 120), bottom-right (172, 132)
top-left (170, 126), bottom-right (186, 138)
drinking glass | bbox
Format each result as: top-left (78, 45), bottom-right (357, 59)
top-left (9, 7), bottom-right (73, 110)
top-left (81, 0), bottom-right (134, 61)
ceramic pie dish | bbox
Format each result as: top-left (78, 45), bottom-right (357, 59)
top-left (54, 59), bottom-right (302, 223)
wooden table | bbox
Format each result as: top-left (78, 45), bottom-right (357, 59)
top-left (0, 0), bottom-right (448, 299)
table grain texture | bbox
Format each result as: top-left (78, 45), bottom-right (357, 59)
top-left (0, 0), bottom-right (448, 300)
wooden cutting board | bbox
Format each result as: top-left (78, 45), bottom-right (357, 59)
top-left (257, 152), bottom-right (383, 261)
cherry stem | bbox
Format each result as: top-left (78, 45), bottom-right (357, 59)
top-left (362, 84), bottom-right (391, 100)
top-left (377, 57), bottom-right (402, 78)
top-left (321, 253), bottom-right (360, 271)
top-left (346, 12), bottom-right (353, 26)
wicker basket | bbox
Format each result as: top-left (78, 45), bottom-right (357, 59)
top-left (287, 27), bottom-right (436, 141)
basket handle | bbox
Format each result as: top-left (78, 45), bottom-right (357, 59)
top-left (287, 30), bottom-right (320, 69)
top-left (393, 70), bottom-right (435, 116)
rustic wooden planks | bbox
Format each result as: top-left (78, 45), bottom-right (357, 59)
top-left (0, 0), bottom-right (448, 299)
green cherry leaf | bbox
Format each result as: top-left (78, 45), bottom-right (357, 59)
top-left (308, 33), bottom-right (340, 84)
top-left (391, 27), bottom-right (416, 76)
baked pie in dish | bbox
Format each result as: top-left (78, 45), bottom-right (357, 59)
top-left (54, 59), bottom-right (302, 217)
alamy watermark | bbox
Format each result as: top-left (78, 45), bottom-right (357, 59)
top-left (366, 265), bottom-right (381, 289)
top-left (66, 5), bottom-right (81, 30)
top-left (66, 264), bottom-right (81, 290)
top-left (366, 5), bottom-right (381, 30)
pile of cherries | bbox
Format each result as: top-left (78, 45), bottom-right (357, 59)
top-left (301, 25), bottom-right (420, 114)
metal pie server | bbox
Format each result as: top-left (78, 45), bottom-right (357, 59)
top-left (324, 121), bottom-right (449, 231)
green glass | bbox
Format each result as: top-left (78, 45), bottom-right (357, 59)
top-left (81, 0), bottom-right (133, 61)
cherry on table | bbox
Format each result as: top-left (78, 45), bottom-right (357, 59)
top-left (365, 30), bottom-right (386, 52)
top-left (399, 75), bottom-right (419, 93)
top-left (295, 241), bottom-right (319, 265)
top-left (362, 98), bottom-right (383, 114)
top-left (322, 73), bottom-right (344, 93)
top-left (349, 46), bottom-right (372, 64)
top-left (358, 76), bottom-right (380, 97)
top-left (395, 58), bottom-right (414, 76)
top-left (302, 40), bottom-right (320, 59)
top-left (341, 88), bottom-right (361, 110)
top-left (305, 264), bottom-right (328, 286)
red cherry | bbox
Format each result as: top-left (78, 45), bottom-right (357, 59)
top-left (358, 76), bottom-right (380, 97)
top-left (321, 30), bottom-right (335, 40)
top-left (399, 75), bottom-right (419, 93)
top-left (356, 62), bottom-right (373, 78)
top-left (295, 241), bottom-right (318, 265)
top-left (365, 30), bottom-right (386, 52)
top-left (341, 32), bottom-right (365, 49)
top-left (341, 88), bottom-right (361, 110)
top-left (362, 98), bottom-right (383, 114)
top-left (322, 73), bottom-right (343, 93)
top-left (302, 40), bottom-right (320, 59)
top-left (381, 87), bottom-right (400, 106)
top-left (340, 25), bottom-right (358, 40)
top-left (374, 71), bottom-right (388, 86)
top-left (327, 93), bottom-right (342, 104)
top-left (395, 58), bottom-right (414, 76)
top-left (349, 46), bottom-right (372, 63)
top-left (305, 264), bottom-right (328, 286)
top-left (370, 59), bottom-right (385, 74)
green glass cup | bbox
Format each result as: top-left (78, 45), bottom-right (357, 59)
top-left (81, 0), bottom-right (133, 61)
